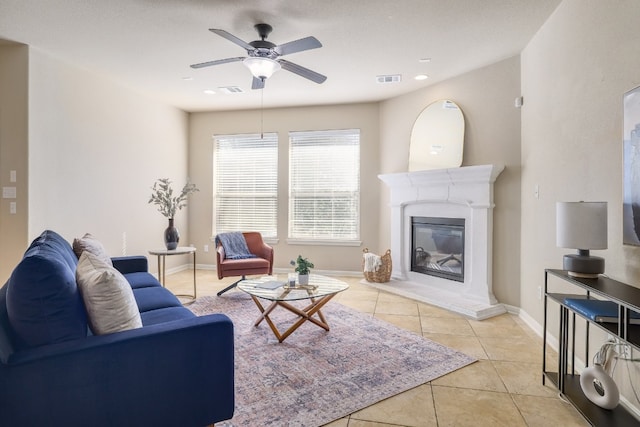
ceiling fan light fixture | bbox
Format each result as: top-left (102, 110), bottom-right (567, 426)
top-left (243, 57), bottom-right (281, 80)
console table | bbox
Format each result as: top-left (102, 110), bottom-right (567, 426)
top-left (543, 269), bottom-right (640, 426)
top-left (148, 247), bottom-right (197, 304)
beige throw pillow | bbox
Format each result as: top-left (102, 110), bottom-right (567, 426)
top-left (76, 251), bottom-right (142, 335)
top-left (73, 233), bottom-right (113, 266)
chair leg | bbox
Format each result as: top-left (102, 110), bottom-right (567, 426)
top-left (217, 276), bottom-right (245, 296)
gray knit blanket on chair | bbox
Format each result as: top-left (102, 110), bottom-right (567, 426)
top-left (215, 232), bottom-right (257, 260)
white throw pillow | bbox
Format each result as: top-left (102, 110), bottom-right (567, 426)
top-left (76, 251), bottom-right (142, 335)
top-left (73, 233), bottom-right (113, 266)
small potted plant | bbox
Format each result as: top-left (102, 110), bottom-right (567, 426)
top-left (290, 255), bottom-right (314, 285)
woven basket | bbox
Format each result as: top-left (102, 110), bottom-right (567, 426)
top-left (362, 248), bottom-right (392, 283)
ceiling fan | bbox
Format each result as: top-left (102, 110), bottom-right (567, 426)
top-left (191, 23), bottom-right (327, 90)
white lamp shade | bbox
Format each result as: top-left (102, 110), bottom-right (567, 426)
top-left (243, 57), bottom-right (281, 80)
top-left (556, 201), bottom-right (608, 250)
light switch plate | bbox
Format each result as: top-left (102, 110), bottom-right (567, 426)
top-left (2, 187), bottom-right (16, 199)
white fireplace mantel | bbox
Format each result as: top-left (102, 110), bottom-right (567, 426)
top-left (374, 164), bottom-right (505, 320)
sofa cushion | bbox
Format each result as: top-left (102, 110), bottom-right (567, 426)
top-left (6, 230), bottom-right (87, 349)
top-left (76, 252), bottom-right (142, 335)
top-left (220, 257), bottom-right (271, 272)
top-left (133, 286), bottom-right (182, 313)
top-left (124, 272), bottom-right (163, 289)
top-left (73, 233), bottom-right (112, 266)
top-left (30, 229), bottom-right (79, 270)
top-left (140, 306), bottom-right (196, 326)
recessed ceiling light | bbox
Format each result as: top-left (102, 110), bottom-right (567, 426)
top-left (203, 89), bottom-right (216, 95)
top-left (414, 74), bottom-right (429, 81)
top-left (182, 76), bottom-right (194, 81)
top-left (418, 58), bottom-right (431, 63)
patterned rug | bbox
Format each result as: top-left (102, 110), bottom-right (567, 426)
top-left (189, 292), bottom-right (475, 427)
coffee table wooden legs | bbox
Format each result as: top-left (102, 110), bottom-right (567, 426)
top-left (249, 294), bottom-right (336, 342)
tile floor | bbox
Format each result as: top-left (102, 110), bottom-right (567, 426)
top-left (166, 269), bottom-right (588, 427)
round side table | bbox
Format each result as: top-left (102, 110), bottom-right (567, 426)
top-left (148, 246), bottom-right (197, 304)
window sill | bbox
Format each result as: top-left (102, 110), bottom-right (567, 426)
top-left (210, 236), bottom-right (279, 245)
top-left (286, 239), bottom-right (362, 247)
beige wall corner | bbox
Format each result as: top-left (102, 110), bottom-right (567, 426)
top-left (378, 56), bottom-right (522, 307)
top-left (0, 42), bottom-right (29, 282)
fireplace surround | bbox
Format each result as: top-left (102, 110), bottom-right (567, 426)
top-left (376, 164), bottom-right (505, 320)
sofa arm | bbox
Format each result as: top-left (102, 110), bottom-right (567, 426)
top-left (111, 255), bottom-right (148, 274)
top-left (1, 314), bottom-right (234, 427)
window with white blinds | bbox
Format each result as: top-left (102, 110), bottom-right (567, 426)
top-left (288, 129), bottom-right (360, 242)
top-left (213, 133), bottom-right (278, 238)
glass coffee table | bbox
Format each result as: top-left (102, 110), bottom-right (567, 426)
top-left (237, 274), bottom-right (349, 342)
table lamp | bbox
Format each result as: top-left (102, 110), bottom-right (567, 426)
top-left (556, 201), bottom-right (608, 278)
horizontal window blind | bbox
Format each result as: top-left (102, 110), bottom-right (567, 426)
top-left (289, 129), bottom-right (360, 241)
top-left (213, 133), bottom-right (278, 238)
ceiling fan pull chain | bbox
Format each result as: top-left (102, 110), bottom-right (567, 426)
top-left (260, 87), bottom-right (264, 139)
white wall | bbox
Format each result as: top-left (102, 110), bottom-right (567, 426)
top-left (28, 49), bottom-right (190, 270)
top-left (521, 0), bottom-right (640, 411)
top-left (378, 56), bottom-right (522, 307)
top-left (188, 103), bottom-right (380, 272)
top-left (521, 0), bottom-right (640, 329)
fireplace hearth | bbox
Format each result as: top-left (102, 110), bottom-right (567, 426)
top-left (375, 164), bottom-right (505, 320)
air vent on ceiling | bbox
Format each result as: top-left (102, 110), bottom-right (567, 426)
top-left (218, 86), bottom-right (245, 94)
top-left (376, 74), bottom-right (402, 84)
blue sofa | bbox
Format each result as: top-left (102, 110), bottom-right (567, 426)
top-left (0, 230), bottom-right (234, 427)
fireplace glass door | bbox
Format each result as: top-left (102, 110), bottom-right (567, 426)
top-left (411, 217), bottom-right (465, 282)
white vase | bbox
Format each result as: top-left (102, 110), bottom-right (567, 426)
top-left (298, 274), bottom-right (309, 285)
top-left (580, 364), bottom-right (619, 409)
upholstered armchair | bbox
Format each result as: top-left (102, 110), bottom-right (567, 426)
top-left (216, 232), bottom-right (273, 296)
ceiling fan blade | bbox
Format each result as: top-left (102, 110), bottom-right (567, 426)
top-left (275, 36), bottom-right (322, 56)
top-left (190, 56), bottom-right (245, 69)
top-left (251, 77), bottom-right (265, 90)
top-left (209, 28), bottom-right (255, 51)
top-left (278, 59), bottom-right (327, 84)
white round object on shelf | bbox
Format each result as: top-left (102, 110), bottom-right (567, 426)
top-left (580, 364), bottom-right (619, 410)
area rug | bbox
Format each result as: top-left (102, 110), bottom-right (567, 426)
top-left (189, 292), bottom-right (475, 426)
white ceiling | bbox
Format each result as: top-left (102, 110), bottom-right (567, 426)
top-left (0, 0), bottom-right (560, 112)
